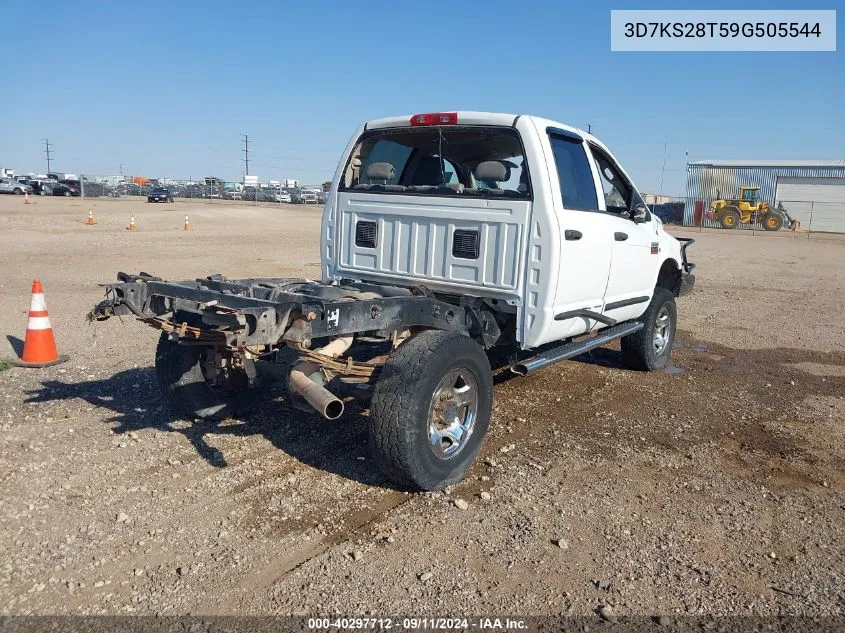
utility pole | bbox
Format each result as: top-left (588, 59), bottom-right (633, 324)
top-left (659, 136), bottom-right (668, 195)
top-left (241, 134), bottom-right (250, 176)
top-left (43, 139), bottom-right (53, 174)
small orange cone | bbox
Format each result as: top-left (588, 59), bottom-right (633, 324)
top-left (12, 280), bottom-right (68, 368)
top-left (87, 210), bottom-right (96, 225)
top-left (128, 216), bottom-right (136, 231)
top-left (24, 192), bottom-right (29, 204)
top-left (184, 215), bottom-right (190, 231)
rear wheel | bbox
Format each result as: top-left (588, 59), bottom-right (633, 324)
top-left (621, 287), bottom-right (677, 371)
top-left (64, 191), bottom-right (71, 197)
top-left (369, 330), bottom-right (493, 491)
top-left (154, 334), bottom-right (268, 420)
top-left (762, 212), bottom-right (783, 231)
top-left (719, 207), bottom-right (741, 229)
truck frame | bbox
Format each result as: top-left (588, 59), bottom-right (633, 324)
top-left (89, 111), bottom-right (695, 491)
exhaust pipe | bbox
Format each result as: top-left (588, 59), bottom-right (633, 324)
top-left (289, 363), bottom-right (344, 420)
top-left (287, 335), bottom-right (353, 420)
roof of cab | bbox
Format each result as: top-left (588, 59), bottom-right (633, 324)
top-left (364, 111), bottom-right (587, 138)
top-left (361, 111), bottom-right (613, 158)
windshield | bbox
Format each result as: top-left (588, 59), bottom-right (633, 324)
top-left (340, 126), bottom-right (530, 199)
top-left (152, 188), bottom-right (169, 193)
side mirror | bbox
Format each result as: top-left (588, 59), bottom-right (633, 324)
top-left (632, 203), bottom-right (649, 223)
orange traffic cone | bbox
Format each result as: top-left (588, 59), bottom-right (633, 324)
top-left (184, 215), bottom-right (190, 231)
top-left (24, 192), bottom-right (29, 204)
top-left (128, 216), bottom-right (136, 231)
top-left (12, 280), bottom-right (68, 368)
top-left (87, 210), bottom-right (96, 225)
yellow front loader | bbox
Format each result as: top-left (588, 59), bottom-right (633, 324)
top-left (710, 186), bottom-right (799, 231)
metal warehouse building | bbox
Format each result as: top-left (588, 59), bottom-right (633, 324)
top-left (684, 160), bottom-right (845, 233)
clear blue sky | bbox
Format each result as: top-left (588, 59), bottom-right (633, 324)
top-left (2, 0), bottom-right (841, 194)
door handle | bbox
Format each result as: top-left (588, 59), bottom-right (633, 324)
top-left (564, 230), bottom-right (582, 241)
top-left (614, 232), bottom-right (628, 241)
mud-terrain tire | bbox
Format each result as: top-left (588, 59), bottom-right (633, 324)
top-left (620, 287), bottom-right (677, 371)
top-left (154, 334), bottom-right (267, 421)
top-left (369, 330), bottom-right (493, 491)
top-left (719, 207), bottom-right (741, 229)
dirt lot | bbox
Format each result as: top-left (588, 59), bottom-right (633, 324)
top-left (0, 196), bottom-right (843, 619)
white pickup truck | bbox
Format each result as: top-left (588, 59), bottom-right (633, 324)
top-left (90, 111), bottom-right (695, 491)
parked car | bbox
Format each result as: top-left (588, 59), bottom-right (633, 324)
top-left (241, 188), bottom-right (278, 203)
top-left (51, 183), bottom-right (79, 197)
top-left (77, 181), bottom-right (113, 198)
top-left (27, 180), bottom-right (53, 196)
top-left (292, 188), bottom-right (318, 204)
top-left (275, 191), bottom-right (292, 203)
top-left (0, 178), bottom-right (33, 194)
top-left (53, 180), bottom-right (82, 196)
top-left (651, 202), bottom-right (685, 225)
top-left (147, 187), bottom-right (174, 203)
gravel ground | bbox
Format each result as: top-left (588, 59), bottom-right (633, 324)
top-left (0, 196), bottom-right (843, 618)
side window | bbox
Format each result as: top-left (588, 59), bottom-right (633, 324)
top-left (548, 135), bottom-right (598, 211)
top-left (590, 147), bottom-right (632, 215)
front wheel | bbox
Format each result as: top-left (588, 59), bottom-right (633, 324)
top-left (369, 330), bottom-right (493, 491)
top-left (154, 334), bottom-right (268, 420)
top-left (719, 207), bottom-right (741, 229)
top-left (620, 287), bottom-right (677, 371)
top-left (13, 187), bottom-right (22, 195)
top-left (762, 212), bottom-right (783, 231)
top-left (64, 191), bottom-right (71, 197)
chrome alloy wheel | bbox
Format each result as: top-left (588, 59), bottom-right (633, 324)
top-left (428, 369), bottom-right (478, 460)
top-left (653, 306), bottom-right (672, 356)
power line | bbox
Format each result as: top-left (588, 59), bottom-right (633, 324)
top-left (241, 134), bottom-right (250, 175)
top-left (43, 139), bottom-right (53, 174)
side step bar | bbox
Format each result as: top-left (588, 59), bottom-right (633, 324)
top-left (511, 321), bottom-right (644, 376)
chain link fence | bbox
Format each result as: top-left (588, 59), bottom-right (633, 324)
top-left (74, 175), bottom-right (843, 235)
top-left (650, 196), bottom-right (843, 236)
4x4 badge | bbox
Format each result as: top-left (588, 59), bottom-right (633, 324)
top-left (650, 242), bottom-right (660, 254)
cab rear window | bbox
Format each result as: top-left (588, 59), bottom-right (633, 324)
top-left (340, 126), bottom-right (531, 199)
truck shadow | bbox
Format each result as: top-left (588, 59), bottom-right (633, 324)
top-left (24, 368), bottom-right (399, 490)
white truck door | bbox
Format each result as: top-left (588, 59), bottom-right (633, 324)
top-left (545, 129), bottom-right (613, 339)
top-left (587, 143), bottom-right (656, 322)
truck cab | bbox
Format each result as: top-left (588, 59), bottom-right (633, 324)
top-left (323, 111), bottom-right (693, 349)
